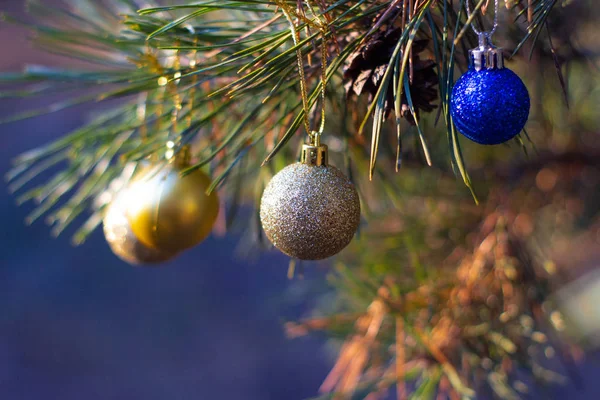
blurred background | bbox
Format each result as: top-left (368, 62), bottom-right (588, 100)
top-left (0, 2), bottom-right (334, 399)
top-left (1, 0), bottom-right (600, 399)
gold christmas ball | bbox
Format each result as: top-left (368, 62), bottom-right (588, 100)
top-left (103, 190), bottom-right (178, 265)
top-left (260, 161), bottom-right (361, 260)
top-left (125, 162), bottom-right (219, 253)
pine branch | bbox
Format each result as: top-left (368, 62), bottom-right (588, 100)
top-left (0, 0), bottom-right (565, 239)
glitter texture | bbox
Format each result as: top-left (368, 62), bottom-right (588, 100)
top-left (450, 67), bottom-right (530, 145)
top-left (103, 190), bottom-right (176, 265)
top-left (260, 163), bottom-right (361, 261)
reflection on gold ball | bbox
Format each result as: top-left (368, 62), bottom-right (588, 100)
top-left (126, 163), bottom-right (219, 253)
top-left (260, 163), bottom-right (360, 260)
top-left (103, 190), bottom-right (177, 265)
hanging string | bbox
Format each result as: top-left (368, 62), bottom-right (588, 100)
top-left (304, 0), bottom-right (328, 137)
top-left (280, 6), bottom-right (311, 134)
top-left (466, 0), bottom-right (499, 38)
top-left (145, 45), bottom-right (167, 140)
top-left (277, 1), bottom-right (328, 145)
top-left (170, 49), bottom-right (182, 132)
top-left (186, 32), bottom-right (199, 129)
top-left (154, 43), bottom-right (184, 161)
top-left (137, 92), bottom-right (148, 143)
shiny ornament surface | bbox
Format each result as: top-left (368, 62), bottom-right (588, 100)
top-left (260, 163), bottom-right (360, 261)
top-left (103, 190), bottom-right (177, 265)
top-left (450, 67), bottom-right (530, 145)
top-left (126, 163), bottom-right (219, 253)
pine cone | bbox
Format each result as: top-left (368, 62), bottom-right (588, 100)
top-left (343, 29), bottom-right (438, 124)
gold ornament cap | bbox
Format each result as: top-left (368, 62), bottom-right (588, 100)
top-left (301, 132), bottom-right (328, 166)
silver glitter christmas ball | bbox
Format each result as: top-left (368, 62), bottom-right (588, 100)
top-left (260, 162), bottom-right (361, 260)
top-left (103, 189), bottom-right (178, 265)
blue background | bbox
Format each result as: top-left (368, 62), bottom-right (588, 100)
top-left (0, 2), bottom-right (331, 398)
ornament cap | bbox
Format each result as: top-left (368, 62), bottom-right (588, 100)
top-left (302, 131), bottom-right (328, 166)
top-left (301, 143), bottom-right (328, 166)
top-left (469, 33), bottom-right (504, 72)
top-left (170, 144), bottom-right (192, 168)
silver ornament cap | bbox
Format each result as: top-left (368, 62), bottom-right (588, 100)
top-left (469, 33), bottom-right (504, 71)
top-left (260, 140), bottom-right (360, 261)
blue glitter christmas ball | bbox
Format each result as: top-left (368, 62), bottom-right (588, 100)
top-left (450, 67), bottom-right (530, 145)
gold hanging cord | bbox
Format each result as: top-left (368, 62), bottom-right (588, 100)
top-left (276, 1), bottom-right (328, 147)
